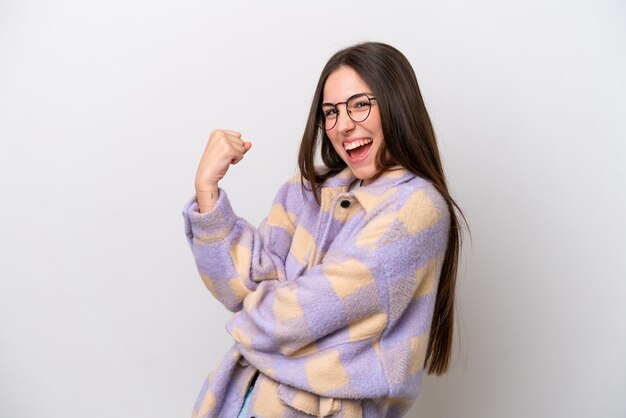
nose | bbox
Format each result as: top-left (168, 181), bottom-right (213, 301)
top-left (335, 104), bottom-right (355, 133)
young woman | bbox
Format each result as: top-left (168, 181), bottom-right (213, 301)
top-left (183, 42), bottom-right (464, 418)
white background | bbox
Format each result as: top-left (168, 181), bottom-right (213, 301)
top-left (1, 1), bottom-right (625, 417)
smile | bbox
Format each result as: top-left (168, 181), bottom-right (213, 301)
top-left (343, 138), bottom-right (373, 162)
top-left (343, 138), bottom-right (373, 151)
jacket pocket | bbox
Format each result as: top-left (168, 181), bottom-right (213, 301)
top-left (277, 383), bottom-right (341, 417)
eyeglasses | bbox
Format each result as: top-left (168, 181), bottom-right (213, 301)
top-left (320, 93), bottom-right (377, 131)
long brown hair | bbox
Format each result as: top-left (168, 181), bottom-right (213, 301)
top-left (297, 42), bottom-right (466, 375)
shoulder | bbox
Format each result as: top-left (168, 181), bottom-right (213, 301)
top-left (396, 175), bottom-right (448, 214)
top-left (353, 172), bottom-right (450, 245)
top-left (393, 176), bottom-right (450, 235)
top-left (355, 169), bottom-right (448, 218)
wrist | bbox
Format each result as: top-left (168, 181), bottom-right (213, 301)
top-left (195, 182), bottom-right (219, 193)
top-left (196, 186), bottom-right (219, 214)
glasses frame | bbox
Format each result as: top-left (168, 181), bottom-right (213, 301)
top-left (320, 93), bottom-right (377, 131)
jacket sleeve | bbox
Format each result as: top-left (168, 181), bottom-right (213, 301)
top-left (225, 187), bottom-right (451, 399)
top-left (182, 180), bottom-right (299, 312)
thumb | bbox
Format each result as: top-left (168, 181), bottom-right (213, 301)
top-left (243, 141), bottom-right (252, 153)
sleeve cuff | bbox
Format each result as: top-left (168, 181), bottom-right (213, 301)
top-left (182, 188), bottom-right (237, 242)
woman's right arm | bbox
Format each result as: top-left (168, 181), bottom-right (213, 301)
top-left (183, 129), bottom-right (297, 312)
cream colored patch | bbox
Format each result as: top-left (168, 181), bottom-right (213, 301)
top-left (319, 397), bottom-right (341, 417)
top-left (339, 400), bottom-right (364, 418)
top-left (373, 339), bottom-right (381, 357)
top-left (381, 166), bottom-right (407, 178)
top-left (252, 267), bottom-right (281, 282)
top-left (338, 168), bottom-right (353, 179)
top-left (251, 376), bottom-right (286, 416)
top-left (243, 285), bottom-right (264, 311)
top-left (290, 389), bottom-right (319, 414)
top-left (409, 334), bottom-right (429, 375)
top-left (262, 366), bottom-right (276, 379)
top-left (305, 350), bottom-right (350, 393)
top-left (348, 312), bottom-right (387, 342)
top-left (352, 190), bottom-right (379, 213)
top-left (194, 390), bottom-right (217, 417)
top-left (281, 341), bottom-right (318, 358)
top-left (273, 286), bottom-right (304, 322)
top-left (413, 258), bottom-right (439, 299)
top-left (199, 273), bottom-right (218, 298)
top-left (290, 226), bottom-right (315, 264)
top-left (279, 385), bottom-right (341, 417)
top-left (267, 203), bottom-right (296, 236)
top-left (320, 187), bottom-right (345, 213)
top-left (230, 243), bottom-right (252, 280)
top-left (352, 188), bottom-right (397, 213)
top-left (230, 327), bottom-right (252, 350)
top-left (355, 212), bottom-right (397, 249)
top-left (192, 228), bottom-right (229, 244)
top-left (323, 258), bottom-right (374, 299)
top-left (398, 189), bottom-right (440, 235)
top-left (230, 277), bottom-right (250, 300)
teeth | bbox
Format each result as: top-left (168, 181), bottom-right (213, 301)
top-left (344, 139), bottom-right (373, 151)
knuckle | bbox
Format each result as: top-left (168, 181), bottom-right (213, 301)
top-left (211, 129), bottom-right (226, 140)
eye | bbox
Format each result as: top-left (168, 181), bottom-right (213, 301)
top-left (322, 107), bottom-right (338, 118)
top-left (353, 100), bottom-right (371, 109)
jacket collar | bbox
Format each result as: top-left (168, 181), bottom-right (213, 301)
top-left (320, 166), bottom-right (418, 213)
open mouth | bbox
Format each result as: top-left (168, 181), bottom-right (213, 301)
top-left (344, 139), bottom-right (373, 162)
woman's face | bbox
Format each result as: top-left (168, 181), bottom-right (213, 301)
top-left (323, 66), bottom-right (384, 186)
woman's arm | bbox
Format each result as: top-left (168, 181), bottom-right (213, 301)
top-left (184, 128), bottom-right (291, 312)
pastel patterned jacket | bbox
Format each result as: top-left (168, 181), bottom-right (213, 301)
top-left (182, 166), bottom-right (450, 418)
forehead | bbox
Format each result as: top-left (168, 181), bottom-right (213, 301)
top-left (323, 66), bottom-right (372, 102)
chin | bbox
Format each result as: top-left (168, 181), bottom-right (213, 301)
top-left (350, 166), bottom-right (377, 183)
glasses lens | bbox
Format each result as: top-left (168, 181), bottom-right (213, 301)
top-left (347, 94), bottom-right (372, 122)
top-left (321, 105), bottom-right (338, 130)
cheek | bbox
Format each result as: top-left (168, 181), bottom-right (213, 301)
top-left (327, 134), bottom-right (343, 153)
top-left (367, 110), bottom-right (384, 136)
